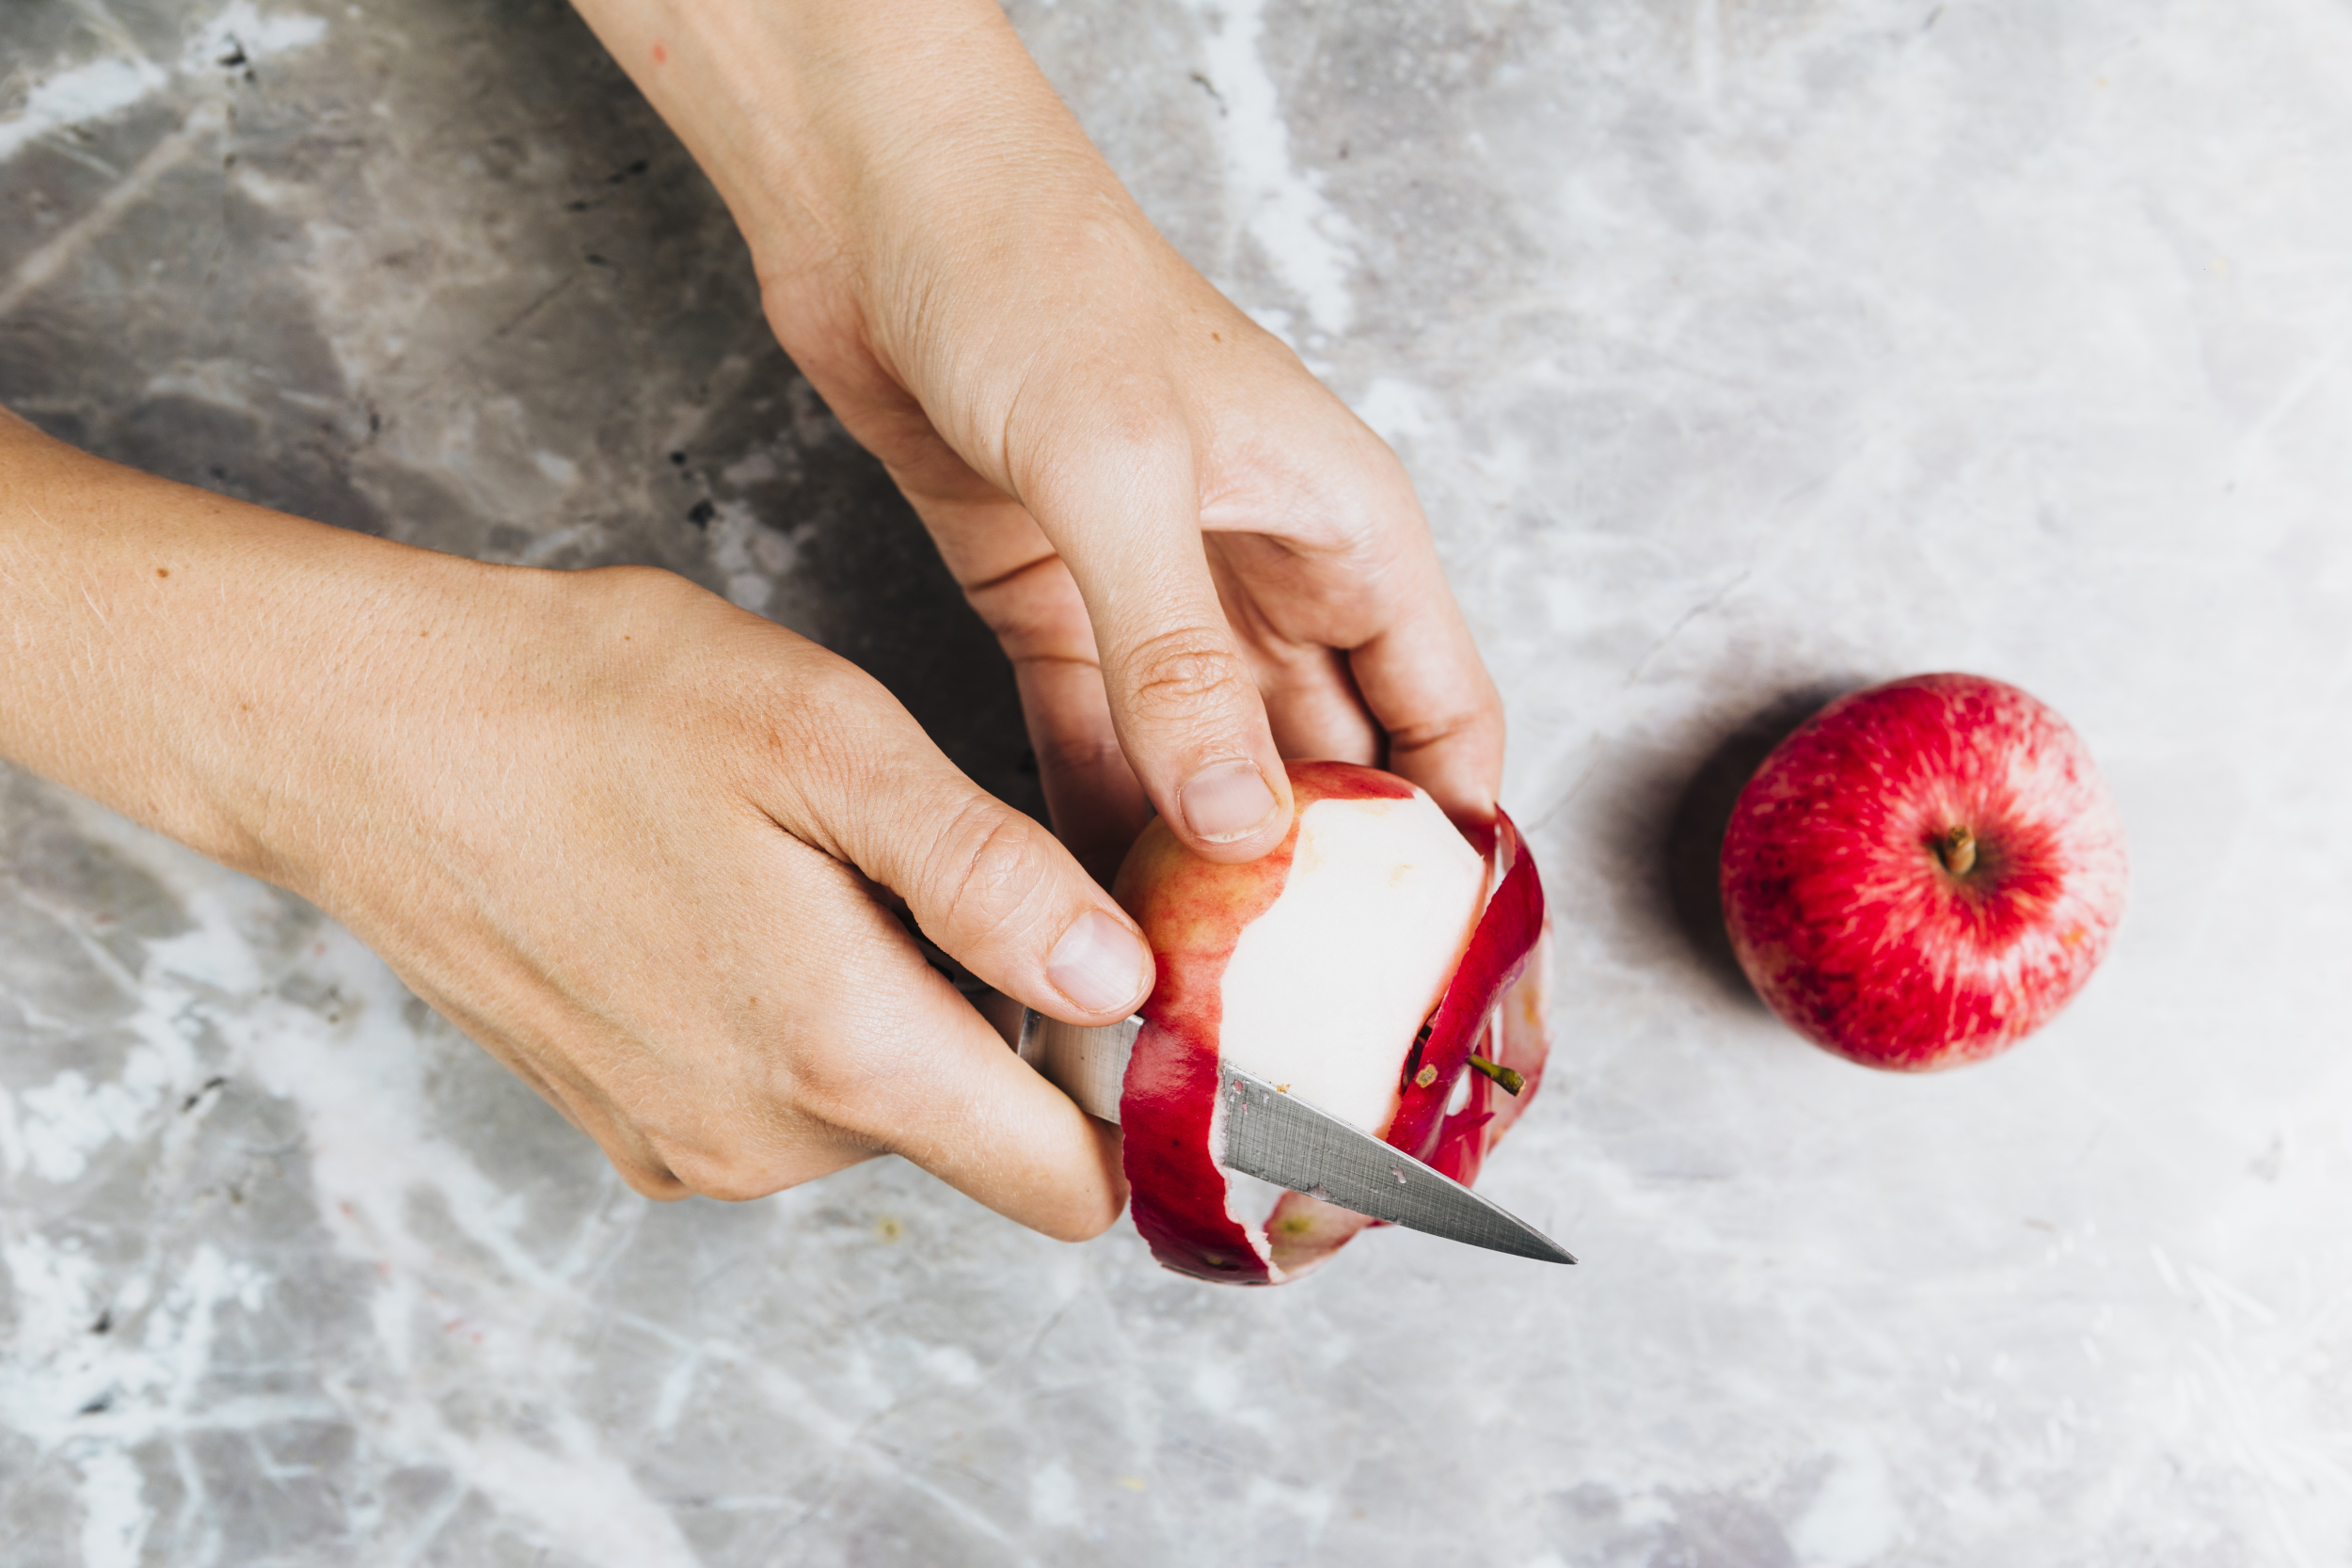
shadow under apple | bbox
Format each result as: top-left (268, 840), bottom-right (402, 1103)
top-left (1659, 679), bottom-right (1865, 1009)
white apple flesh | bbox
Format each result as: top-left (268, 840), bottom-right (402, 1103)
top-left (1214, 790), bottom-right (1486, 1133)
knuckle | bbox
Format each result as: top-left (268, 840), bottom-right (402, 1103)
top-left (794, 647), bottom-right (888, 713)
top-left (768, 1016), bottom-right (906, 1140)
top-left (1119, 625), bottom-right (1256, 727)
top-left (1082, 404), bottom-right (1189, 467)
top-left (1015, 411), bottom-right (1192, 515)
top-left (742, 644), bottom-right (860, 736)
top-left (924, 798), bottom-right (1061, 950)
top-left (748, 660), bottom-right (901, 823)
top-left (780, 1042), bottom-right (882, 1130)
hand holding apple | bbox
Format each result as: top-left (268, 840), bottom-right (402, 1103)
top-left (567, 0), bottom-right (1506, 885)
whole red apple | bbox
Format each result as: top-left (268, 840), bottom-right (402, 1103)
top-left (1719, 673), bottom-right (2128, 1070)
top-left (1113, 760), bottom-right (1550, 1284)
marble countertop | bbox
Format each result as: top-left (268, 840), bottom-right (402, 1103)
top-left (4, 1), bottom-right (2349, 1563)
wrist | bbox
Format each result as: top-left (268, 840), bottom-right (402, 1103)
top-left (568, 0), bottom-right (1128, 345)
top-left (0, 415), bottom-right (516, 892)
top-left (206, 546), bottom-right (543, 899)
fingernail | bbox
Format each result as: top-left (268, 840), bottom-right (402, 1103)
top-left (1047, 910), bottom-right (1151, 1015)
top-left (1181, 761), bottom-right (1279, 844)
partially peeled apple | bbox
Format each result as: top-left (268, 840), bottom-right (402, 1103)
top-left (1112, 761), bottom-right (1551, 1285)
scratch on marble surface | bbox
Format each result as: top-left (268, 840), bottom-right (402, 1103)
top-left (1521, 748), bottom-right (1603, 838)
top-left (1622, 564), bottom-right (1755, 687)
top-left (2229, 282), bottom-right (2352, 459)
top-left (2176, 1256), bottom-right (2352, 1568)
top-left (775, 1399), bottom-right (1051, 1567)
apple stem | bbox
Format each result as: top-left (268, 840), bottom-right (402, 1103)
top-left (1467, 1054), bottom-right (1524, 1097)
top-left (1936, 825), bottom-right (1978, 877)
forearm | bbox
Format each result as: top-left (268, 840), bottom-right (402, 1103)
top-left (569, 0), bottom-right (1094, 248)
top-left (0, 409), bottom-right (504, 886)
top-left (565, 0), bottom-right (1154, 378)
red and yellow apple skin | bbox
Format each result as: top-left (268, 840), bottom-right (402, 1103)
top-left (1112, 760), bottom-right (1550, 1285)
top-left (1720, 673), bottom-right (2128, 1070)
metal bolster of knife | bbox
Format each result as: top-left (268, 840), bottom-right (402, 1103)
top-left (1016, 1010), bottom-right (1139, 1126)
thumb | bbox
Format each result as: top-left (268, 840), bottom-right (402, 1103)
top-left (1019, 422), bottom-right (1295, 863)
top-left (783, 677), bottom-right (1157, 1025)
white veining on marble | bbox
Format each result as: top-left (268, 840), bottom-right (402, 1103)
top-left (0, 58), bottom-right (168, 164)
top-left (1184, 0), bottom-right (1359, 340)
top-left (0, 3), bottom-right (324, 163)
top-left (0, 6), bottom-right (326, 320)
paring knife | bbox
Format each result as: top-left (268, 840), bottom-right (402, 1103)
top-left (1018, 1010), bottom-right (1575, 1266)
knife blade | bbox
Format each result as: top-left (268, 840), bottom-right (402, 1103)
top-left (1018, 1009), bottom-right (1575, 1265)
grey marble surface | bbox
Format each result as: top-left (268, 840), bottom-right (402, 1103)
top-left (4, 1), bottom-right (2349, 1563)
